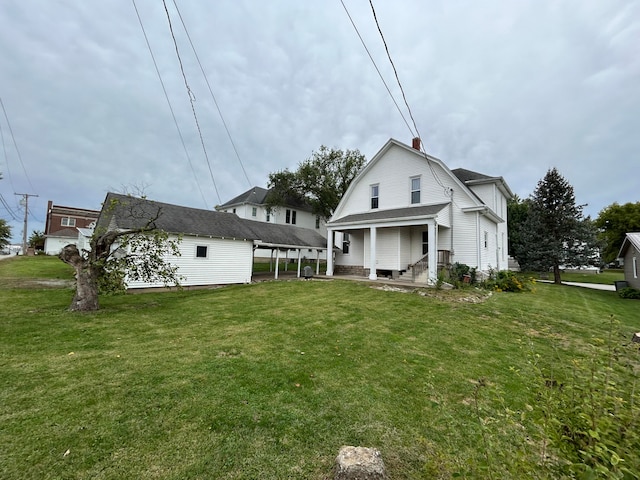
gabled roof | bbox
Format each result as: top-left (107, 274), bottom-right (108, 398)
top-left (44, 227), bottom-right (79, 238)
top-left (331, 138), bottom-right (511, 222)
top-left (217, 186), bottom-right (312, 212)
top-left (618, 232), bottom-right (640, 258)
top-left (452, 168), bottom-right (514, 199)
top-left (217, 186), bottom-right (269, 209)
top-left (329, 203), bottom-right (449, 227)
top-left (98, 193), bottom-right (258, 240)
top-left (97, 193), bottom-right (326, 250)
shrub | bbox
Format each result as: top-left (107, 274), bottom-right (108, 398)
top-left (618, 287), bottom-right (640, 300)
top-left (483, 270), bottom-right (535, 292)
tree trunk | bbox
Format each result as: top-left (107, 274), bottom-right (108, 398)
top-left (59, 244), bottom-right (100, 311)
top-left (553, 264), bottom-right (562, 285)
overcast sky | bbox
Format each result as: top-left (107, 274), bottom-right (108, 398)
top-left (1, 0), bottom-right (638, 243)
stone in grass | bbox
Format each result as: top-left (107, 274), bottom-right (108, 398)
top-left (632, 332), bottom-right (640, 343)
top-left (335, 446), bottom-right (387, 480)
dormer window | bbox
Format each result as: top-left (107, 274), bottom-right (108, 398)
top-left (410, 177), bottom-right (421, 204)
top-left (371, 184), bottom-right (379, 209)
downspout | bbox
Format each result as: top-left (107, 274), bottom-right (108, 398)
top-left (476, 211), bottom-right (481, 271)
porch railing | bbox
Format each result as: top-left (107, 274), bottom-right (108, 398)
top-left (410, 250), bottom-right (451, 282)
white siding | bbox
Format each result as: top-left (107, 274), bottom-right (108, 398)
top-left (126, 235), bottom-right (253, 289)
top-left (44, 236), bottom-right (78, 255)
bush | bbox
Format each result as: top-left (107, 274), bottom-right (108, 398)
top-left (483, 269), bottom-right (535, 292)
top-left (619, 287), bottom-right (640, 300)
top-left (449, 262), bottom-right (477, 287)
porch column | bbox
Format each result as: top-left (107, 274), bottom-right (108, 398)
top-left (369, 226), bottom-right (377, 280)
top-left (316, 249), bottom-right (320, 275)
top-left (428, 222), bottom-right (437, 283)
top-left (296, 249), bottom-right (302, 278)
top-left (326, 228), bottom-right (334, 276)
top-left (275, 248), bottom-right (280, 279)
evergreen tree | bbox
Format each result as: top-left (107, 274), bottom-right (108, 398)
top-left (518, 168), bottom-right (587, 284)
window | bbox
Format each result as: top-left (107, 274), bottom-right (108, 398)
top-left (61, 217), bottom-right (76, 227)
top-left (342, 233), bottom-right (350, 254)
top-left (232, 208), bottom-right (236, 214)
top-left (251, 207), bottom-right (257, 217)
top-left (266, 212), bottom-right (270, 222)
top-left (315, 216), bottom-right (320, 229)
top-left (285, 209), bottom-right (297, 225)
top-left (484, 231), bottom-right (489, 249)
top-left (196, 245), bottom-right (208, 258)
top-left (370, 184), bottom-right (379, 209)
top-left (422, 231), bottom-right (429, 255)
top-left (411, 177), bottom-right (421, 204)
top-left (634, 256), bottom-right (638, 279)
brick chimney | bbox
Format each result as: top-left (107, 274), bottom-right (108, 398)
top-left (412, 137), bottom-right (421, 150)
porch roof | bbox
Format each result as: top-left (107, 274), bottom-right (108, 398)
top-left (327, 203), bottom-right (449, 227)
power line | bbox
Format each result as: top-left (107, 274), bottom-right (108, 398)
top-left (161, 0), bottom-right (221, 204)
top-left (171, 0), bottom-right (252, 189)
top-left (0, 192), bottom-right (20, 221)
top-left (131, 0), bottom-right (208, 208)
top-left (367, 0), bottom-right (421, 140)
top-left (0, 118), bottom-right (16, 193)
top-left (339, 0), bottom-right (416, 138)
top-left (15, 192), bottom-right (38, 254)
top-left (366, 1), bottom-right (456, 202)
top-left (0, 97), bottom-right (36, 194)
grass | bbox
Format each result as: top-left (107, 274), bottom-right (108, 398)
top-left (1, 257), bottom-right (638, 478)
top-left (560, 269), bottom-right (624, 285)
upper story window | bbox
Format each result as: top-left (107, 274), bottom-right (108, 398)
top-left (484, 231), bottom-right (489, 249)
top-left (315, 216), bottom-right (320, 229)
top-left (61, 217), bottom-right (76, 227)
top-left (410, 177), bottom-right (421, 204)
top-left (370, 184), bottom-right (379, 209)
top-left (342, 232), bottom-right (350, 254)
top-left (286, 209), bottom-right (297, 225)
top-left (196, 245), bottom-right (208, 258)
top-left (251, 207), bottom-right (257, 217)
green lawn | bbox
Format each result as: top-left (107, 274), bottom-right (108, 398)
top-left (1, 257), bottom-right (638, 479)
top-left (561, 269), bottom-right (624, 285)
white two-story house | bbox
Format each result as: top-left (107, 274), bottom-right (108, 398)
top-left (217, 186), bottom-right (326, 260)
top-left (325, 138), bottom-right (513, 283)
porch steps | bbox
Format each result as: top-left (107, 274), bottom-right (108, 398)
top-left (399, 266), bottom-right (429, 284)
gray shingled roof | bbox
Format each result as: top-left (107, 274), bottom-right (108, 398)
top-left (217, 185), bottom-right (313, 211)
top-left (98, 192), bottom-right (326, 249)
top-left (45, 227), bottom-right (79, 238)
top-left (329, 203), bottom-right (449, 226)
top-left (243, 219), bottom-right (327, 248)
top-left (217, 186), bottom-right (269, 208)
top-left (451, 168), bottom-right (495, 183)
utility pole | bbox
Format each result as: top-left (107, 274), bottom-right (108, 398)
top-left (15, 193), bottom-right (38, 255)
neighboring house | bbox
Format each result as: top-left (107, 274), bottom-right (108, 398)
top-left (98, 193), bottom-right (327, 289)
top-left (618, 232), bottom-right (640, 289)
top-left (216, 186), bottom-right (326, 259)
top-left (325, 137), bottom-right (513, 283)
top-left (43, 201), bottom-right (100, 255)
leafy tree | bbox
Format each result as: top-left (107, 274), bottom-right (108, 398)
top-left (517, 168), bottom-right (591, 284)
top-left (507, 194), bottom-right (531, 262)
top-left (0, 218), bottom-right (11, 250)
top-left (28, 230), bottom-right (45, 250)
top-left (266, 146), bottom-right (366, 221)
top-left (59, 194), bottom-right (182, 311)
top-left (594, 202), bottom-right (640, 264)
